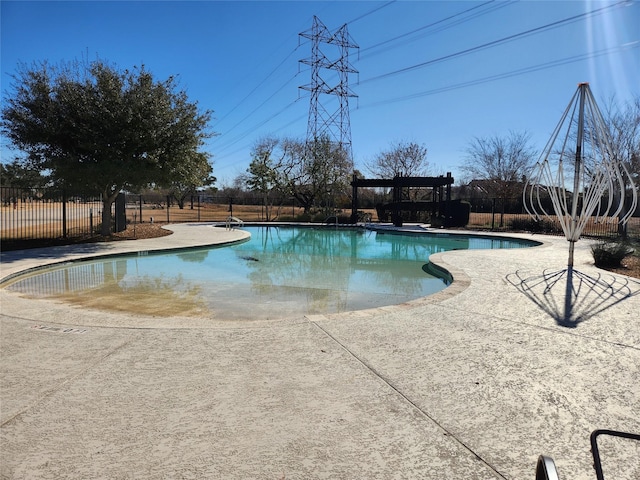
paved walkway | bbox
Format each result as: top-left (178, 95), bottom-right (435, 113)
top-left (1, 224), bottom-right (639, 479)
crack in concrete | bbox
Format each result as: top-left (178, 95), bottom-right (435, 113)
top-left (309, 319), bottom-right (509, 480)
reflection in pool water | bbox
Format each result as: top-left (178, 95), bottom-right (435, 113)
top-left (6, 226), bottom-right (537, 320)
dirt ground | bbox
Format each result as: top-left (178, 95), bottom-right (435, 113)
top-left (109, 222), bottom-right (174, 240)
top-left (606, 254), bottom-right (640, 279)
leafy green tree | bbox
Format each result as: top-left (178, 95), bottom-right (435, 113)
top-left (167, 151), bottom-right (215, 209)
top-left (0, 159), bottom-right (49, 189)
top-left (1, 60), bottom-right (213, 234)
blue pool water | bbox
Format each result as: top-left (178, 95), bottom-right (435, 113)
top-left (6, 226), bottom-right (537, 320)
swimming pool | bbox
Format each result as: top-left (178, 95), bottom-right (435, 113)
top-left (5, 226), bottom-right (537, 320)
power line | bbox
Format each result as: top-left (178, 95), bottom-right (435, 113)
top-left (355, 42), bottom-right (639, 110)
top-left (212, 1), bottom-right (506, 162)
top-left (213, 1), bottom-right (396, 152)
top-left (214, 96), bottom-right (305, 158)
top-left (210, 12), bottom-right (320, 132)
top-left (345, 0), bottom-right (397, 25)
top-left (359, 0), bottom-right (502, 56)
top-left (213, 1), bottom-right (394, 166)
top-left (211, 0), bottom-right (631, 175)
top-left (359, 1), bottom-right (625, 85)
top-left (213, 107), bottom-right (310, 174)
top-left (212, 44), bottom-right (303, 128)
top-left (213, 70), bottom-right (305, 153)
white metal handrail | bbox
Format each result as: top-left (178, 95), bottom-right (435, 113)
top-left (225, 216), bottom-right (244, 230)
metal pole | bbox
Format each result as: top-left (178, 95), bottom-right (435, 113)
top-left (62, 190), bottom-right (67, 239)
top-left (568, 83), bottom-right (587, 269)
top-left (491, 198), bottom-right (496, 231)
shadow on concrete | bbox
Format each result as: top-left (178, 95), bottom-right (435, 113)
top-left (0, 243), bottom-right (112, 268)
top-left (506, 267), bottom-right (640, 328)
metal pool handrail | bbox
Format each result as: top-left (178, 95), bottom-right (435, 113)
top-left (535, 429), bottom-right (640, 480)
top-left (225, 216), bottom-right (244, 230)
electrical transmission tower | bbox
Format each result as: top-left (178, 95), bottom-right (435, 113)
top-left (299, 16), bottom-right (359, 161)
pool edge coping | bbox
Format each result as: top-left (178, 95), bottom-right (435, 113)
top-left (1, 222), bottom-right (554, 327)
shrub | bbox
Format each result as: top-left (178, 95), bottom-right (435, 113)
top-left (510, 217), bottom-right (561, 234)
top-left (591, 241), bottom-right (634, 268)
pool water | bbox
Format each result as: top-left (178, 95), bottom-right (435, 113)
top-left (6, 226), bottom-right (536, 320)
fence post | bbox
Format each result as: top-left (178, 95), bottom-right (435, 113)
top-left (491, 198), bottom-right (496, 231)
top-left (115, 193), bottom-right (126, 232)
top-left (62, 190), bottom-right (68, 239)
top-left (166, 195), bottom-right (170, 223)
top-left (139, 195), bottom-right (143, 224)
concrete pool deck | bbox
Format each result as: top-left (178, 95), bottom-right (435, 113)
top-left (1, 223), bottom-right (639, 479)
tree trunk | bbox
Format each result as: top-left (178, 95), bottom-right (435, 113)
top-left (101, 198), bottom-right (112, 236)
top-left (101, 190), bottom-right (120, 236)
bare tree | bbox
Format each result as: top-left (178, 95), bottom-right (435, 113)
top-left (462, 131), bottom-right (537, 226)
top-left (598, 96), bottom-right (640, 235)
top-left (366, 141), bottom-right (429, 201)
top-left (366, 141), bottom-right (429, 179)
top-left (600, 96), bottom-right (640, 183)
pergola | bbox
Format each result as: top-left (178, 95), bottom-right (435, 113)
top-left (350, 172), bottom-right (454, 225)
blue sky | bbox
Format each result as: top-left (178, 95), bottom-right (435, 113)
top-left (1, 0), bottom-right (638, 186)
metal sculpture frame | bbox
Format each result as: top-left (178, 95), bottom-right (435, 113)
top-left (523, 83), bottom-right (637, 269)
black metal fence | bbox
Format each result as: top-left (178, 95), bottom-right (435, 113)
top-left (463, 196), bottom-right (639, 240)
top-left (124, 193), bottom-right (318, 224)
top-left (2, 187), bottom-right (638, 244)
top-left (1, 187), bottom-right (105, 242)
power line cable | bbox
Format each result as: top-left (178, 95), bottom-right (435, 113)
top-left (214, 95), bottom-right (305, 157)
top-left (359, 1), bottom-right (625, 85)
top-left (213, 99), bottom-right (309, 173)
top-left (213, 68), bottom-right (310, 154)
top-left (211, 11), bottom-right (323, 131)
top-left (212, 44), bottom-right (304, 128)
top-left (354, 42), bottom-right (638, 110)
top-left (345, 0), bottom-right (397, 25)
top-left (212, 1), bottom-right (627, 174)
top-left (359, 0), bottom-right (517, 62)
top-left (360, 0), bottom-right (496, 54)
top-left (224, 0), bottom-right (605, 146)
